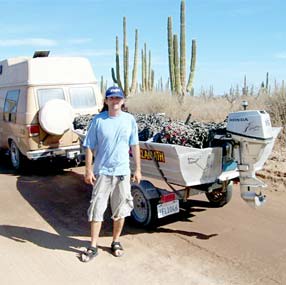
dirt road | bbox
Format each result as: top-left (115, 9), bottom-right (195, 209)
top-left (0, 155), bottom-right (286, 285)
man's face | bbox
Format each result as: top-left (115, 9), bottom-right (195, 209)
top-left (105, 96), bottom-right (124, 110)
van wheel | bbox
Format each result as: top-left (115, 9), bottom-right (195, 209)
top-left (10, 141), bottom-right (25, 170)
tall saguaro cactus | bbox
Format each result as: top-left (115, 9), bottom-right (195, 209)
top-left (167, 0), bottom-right (196, 96)
top-left (111, 36), bottom-right (123, 90)
top-left (123, 17), bottom-right (129, 96)
top-left (141, 49), bottom-right (145, 91)
top-left (111, 17), bottom-right (138, 97)
top-left (180, 0), bottom-right (186, 94)
top-left (186, 39), bottom-right (196, 93)
top-left (173, 34), bottom-right (181, 94)
top-left (130, 29), bottom-right (138, 94)
top-left (168, 17), bottom-right (175, 92)
top-left (140, 43), bottom-right (154, 92)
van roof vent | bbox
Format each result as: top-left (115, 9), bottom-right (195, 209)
top-left (33, 50), bottom-right (50, 58)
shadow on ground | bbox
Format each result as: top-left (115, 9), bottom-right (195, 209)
top-left (0, 153), bottom-right (218, 243)
top-left (0, 225), bottom-right (88, 253)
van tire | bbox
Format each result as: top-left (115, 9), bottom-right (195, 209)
top-left (10, 141), bottom-right (25, 171)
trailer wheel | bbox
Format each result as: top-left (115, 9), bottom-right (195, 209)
top-left (205, 182), bottom-right (233, 207)
top-left (10, 141), bottom-right (25, 171)
top-left (131, 184), bottom-right (157, 227)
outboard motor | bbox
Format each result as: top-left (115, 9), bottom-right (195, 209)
top-left (226, 110), bottom-right (281, 208)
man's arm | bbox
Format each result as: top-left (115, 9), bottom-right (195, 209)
top-left (84, 147), bottom-right (96, 185)
top-left (131, 144), bottom-right (142, 184)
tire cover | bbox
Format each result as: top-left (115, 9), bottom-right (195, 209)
top-left (39, 99), bottom-right (74, 135)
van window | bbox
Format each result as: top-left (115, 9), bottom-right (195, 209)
top-left (69, 87), bottom-right (96, 109)
top-left (37, 88), bottom-right (65, 108)
top-left (3, 90), bottom-right (20, 123)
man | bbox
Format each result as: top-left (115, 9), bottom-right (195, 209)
top-left (81, 86), bottom-right (141, 262)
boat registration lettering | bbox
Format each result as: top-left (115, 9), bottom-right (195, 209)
top-left (140, 148), bottom-right (165, 163)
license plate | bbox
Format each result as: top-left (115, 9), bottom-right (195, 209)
top-left (67, 150), bottom-right (80, 159)
top-left (157, 200), bottom-right (180, 218)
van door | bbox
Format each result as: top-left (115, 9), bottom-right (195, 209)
top-left (36, 87), bottom-right (76, 148)
top-left (2, 89), bottom-right (20, 148)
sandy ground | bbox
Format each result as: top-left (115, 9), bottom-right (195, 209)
top-left (0, 142), bottom-right (286, 285)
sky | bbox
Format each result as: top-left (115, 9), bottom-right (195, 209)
top-left (0, 0), bottom-right (285, 95)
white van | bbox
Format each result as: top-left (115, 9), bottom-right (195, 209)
top-left (0, 51), bottom-right (103, 170)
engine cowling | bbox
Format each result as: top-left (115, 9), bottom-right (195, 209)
top-left (226, 110), bottom-right (280, 208)
top-left (226, 110), bottom-right (273, 140)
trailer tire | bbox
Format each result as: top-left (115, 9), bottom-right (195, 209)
top-left (205, 182), bottom-right (233, 207)
top-left (130, 183), bottom-right (158, 227)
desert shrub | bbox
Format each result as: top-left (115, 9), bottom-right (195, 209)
top-left (127, 91), bottom-right (285, 152)
top-left (266, 89), bottom-right (286, 149)
top-left (127, 92), bottom-right (226, 122)
top-left (126, 92), bottom-right (270, 122)
top-left (266, 89), bottom-right (286, 126)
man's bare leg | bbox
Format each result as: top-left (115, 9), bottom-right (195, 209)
top-left (91, 221), bottom-right (102, 247)
top-left (113, 218), bottom-right (124, 241)
top-left (112, 218), bottom-right (125, 256)
top-left (80, 221), bottom-right (101, 262)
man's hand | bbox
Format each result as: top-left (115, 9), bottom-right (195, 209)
top-left (84, 169), bottom-right (96, 185)
top-left (131, 144), bottom-right (142, 184)
top-left (132, 169), bottom-right (142, 184)
top-left (85, 147), bottom-right (96, 185)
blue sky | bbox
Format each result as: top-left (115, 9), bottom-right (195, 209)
top-left (0, 0), bottom-right (285, 95)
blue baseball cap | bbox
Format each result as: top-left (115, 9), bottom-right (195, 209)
top-left (105, 86), bottom-right (124, 99)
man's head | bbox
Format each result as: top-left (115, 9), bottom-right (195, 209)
top-left (105, 86), bottom-right (124, 99)
top-left (104, 86), bottom-right (125, 113)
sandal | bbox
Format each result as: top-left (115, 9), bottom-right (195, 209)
top-left (111, 241), bottom-right (124, 257)
top-left (80, 246), bottom-right (98, 262)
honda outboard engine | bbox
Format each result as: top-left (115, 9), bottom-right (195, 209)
top-left (227, 110), bottom-right (281, 208)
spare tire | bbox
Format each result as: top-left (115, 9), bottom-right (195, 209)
top-left (39, 99), bottom-right (74, 135)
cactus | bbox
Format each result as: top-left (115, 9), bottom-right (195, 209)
top-left (111, 36), bottom-right (123, 90)
top-left (130, 29), bottom-right (138, 94)
top-left (148, 50), bottom-right (152, 90)
top-left (173, 34), bottom-right (181, 95)
top-left (167, 17), bottom-right (175, 92)
top-left (123, 17), bottom-right (129, 97)
top-left (111, 17), bottom-right (138, 97)
top-left (144, 43), bottom-right (148, 91)
top-left (141, 49), bottom-right (145, 91)
top-left (180, 0), bottom-right (186, 95)
top-left (124, 44), bottom-right (129, 97)
top-left (140, 43), bottom-right (154, 92)
top-left (151, 69), bottom-right (155, 91)
top-left (167, 0), bottom-right (196, 96)
top-left (100, 76), bottom-right (107, 95)
top-left (100, 76), bottom-right (104, 94)
top-left (242, 75), bottom-right (248, 96)
top-left (186, 39), bottom-right (196, 93)
top-left (266, 72), bottom-right (269, 93)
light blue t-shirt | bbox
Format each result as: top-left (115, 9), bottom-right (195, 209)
top-left (83, 111), bottom-right (139, 176)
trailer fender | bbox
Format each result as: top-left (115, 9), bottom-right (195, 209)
top-left (130, 180), bottom-right (159, 227)
top-left (132, 180), bottom-right (160, 200)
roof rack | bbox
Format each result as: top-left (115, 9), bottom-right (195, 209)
top-left (33, 51), bottom-right (50, 58)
